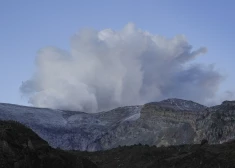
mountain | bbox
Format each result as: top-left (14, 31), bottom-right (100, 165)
top-left (0, 98), bottom-right (235, 151)
top-left (2, 119), bottom-right (235, 168)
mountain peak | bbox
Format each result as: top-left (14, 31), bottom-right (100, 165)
top-left (157, 98), bottom-right (207, 111)
top-left (222, 100), bottom-right (235, 106)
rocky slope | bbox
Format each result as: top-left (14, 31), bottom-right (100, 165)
top-left (0, 98), bottom-right (235, 151)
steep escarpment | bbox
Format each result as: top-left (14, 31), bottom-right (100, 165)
top-left (141, 100), bottom-right (204, 127)
top-left (97, 99), bottom-right (205, 149)
top-left (140, 99), bottom-right (235, 146)
top-left (137, 102), bottom-right (200, 147)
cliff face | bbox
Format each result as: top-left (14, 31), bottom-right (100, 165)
top-left (0, 98), bottom-right (235, 151)
top-left (98, 98), bottom-right (208, 149)
top-left (195, 102), bottom-right (235, 144)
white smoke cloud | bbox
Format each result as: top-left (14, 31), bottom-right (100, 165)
top-left (20, 23), bottom-right (223, 112)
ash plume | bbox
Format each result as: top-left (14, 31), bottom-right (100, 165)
top-left (20, 23), bottom-right (223, 112)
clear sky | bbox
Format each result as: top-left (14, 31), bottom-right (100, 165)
top-left (0, 0), bottom-right (235, 107)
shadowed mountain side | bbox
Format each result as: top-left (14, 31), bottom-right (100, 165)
top-left (0, 120), bottom-right (98, 168)
top-left (75, 140), bottom-right (235, 168)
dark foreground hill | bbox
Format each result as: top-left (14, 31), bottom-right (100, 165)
top-left (1, 120), bottom-right (235, 168)
top-left (76, 141), bottom-right (235, 168)
top-left (0, 120), bottom-right (98, 168)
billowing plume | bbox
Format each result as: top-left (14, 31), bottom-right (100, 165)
top-left (20, 23), bottom-right (223, 112)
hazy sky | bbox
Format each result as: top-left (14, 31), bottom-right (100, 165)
top-left (1, 0), bottom-right (235, 110)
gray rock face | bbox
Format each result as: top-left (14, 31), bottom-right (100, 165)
top-left (0, 98), bottom-right (235, 151)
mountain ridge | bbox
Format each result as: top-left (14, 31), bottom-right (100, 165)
top-left (0, 98), bottom-right (235, 151)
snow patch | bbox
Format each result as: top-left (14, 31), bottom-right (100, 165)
top-left (123, 112), bottom-right (141, 121)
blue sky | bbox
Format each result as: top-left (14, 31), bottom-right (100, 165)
top-left (0, 0), bottom-right (235, 106)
